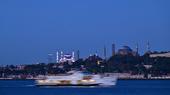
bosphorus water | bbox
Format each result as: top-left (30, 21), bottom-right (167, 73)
top-left (0, 80), bottom-right (170, 95)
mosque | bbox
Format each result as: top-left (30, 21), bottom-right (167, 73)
top-left (56, 51), bottom-right (75, 63)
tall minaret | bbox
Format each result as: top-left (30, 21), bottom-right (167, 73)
top-left (56, 51), bottom-right (59, 63)
top-left (147, 41), bottom-right (151, 53)
top-left (136, 43), bottom-right (139, 55)
top-left (112, 43), bottom-right (115, 56)
top-left (95, 51), bottom-right (98, 56)
top-left (104, 45), bottom-right (107, 60)
top-left (60, 51), bottom-right (63, 62)
top-left (77, 50), bottom-right (80, 60)
top-left (61, 51), bottom-right (63, 57)
top-left (72, 51), bottom-right (75, 58)
top-left (72, 51), bottom-right (75, 62)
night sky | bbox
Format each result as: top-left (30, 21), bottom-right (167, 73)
top-left (0, 0), bottom-right (170, 65)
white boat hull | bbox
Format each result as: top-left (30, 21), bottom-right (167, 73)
top-left (35, 71), bottom-right (117, 87)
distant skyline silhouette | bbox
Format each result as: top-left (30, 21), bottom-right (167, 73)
top-left (0, 0), bottom-right (170, 65)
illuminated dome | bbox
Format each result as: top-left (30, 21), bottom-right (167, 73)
top-left (118, 46), bottom-right (133, 55)
top-left (122, 46), bottom-right (133, 52)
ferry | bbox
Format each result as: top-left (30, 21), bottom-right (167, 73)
top-left (35, 71), bottom-right (117, 86)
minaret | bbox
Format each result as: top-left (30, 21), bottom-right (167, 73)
top-left (72, 51), bottom-right (75, 58)
top-left (77, 50), bottom-right (80, 60)
top-left (61, 51), bottom-right (63, 58)
top-left (147, 41), bottom-right (151, 53)
top-left (60, 51), bottom-right (63, 62)
top-left (95, 51), bottom-right (98, 56)
top-left (136, 43), bottom-right (139, 55)
top-left (56, 51), bottom-right (59, 63)
top-left (72, 51), bottom-right (75, 62)
top-left (112, 43), bottom-right (115, 56)
top-left (104, 45), bottom-right (107, 60)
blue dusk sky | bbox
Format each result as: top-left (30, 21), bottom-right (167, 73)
top-left (0, 0), bottom-right (170, 65)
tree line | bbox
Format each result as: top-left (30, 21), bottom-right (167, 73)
top-left (0, 53), bottom-right (170, 78)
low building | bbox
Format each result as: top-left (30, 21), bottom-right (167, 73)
top-left (150, 52), bottom-right (170, 58)
top-left (106, 73), bottom-right (145, 79)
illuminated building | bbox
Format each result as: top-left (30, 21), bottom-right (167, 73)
top-left (56, 51), bottom-right (75, 63)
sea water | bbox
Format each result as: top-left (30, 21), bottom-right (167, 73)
top-left (0, 80), bottom-right (170, 95)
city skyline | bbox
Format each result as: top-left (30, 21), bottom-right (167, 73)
top-left (0, 0), bottom-right (170, 64)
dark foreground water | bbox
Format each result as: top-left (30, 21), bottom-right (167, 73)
top-left (0, 80), bottom-right (170, 95)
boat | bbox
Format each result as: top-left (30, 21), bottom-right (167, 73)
top-left (35, 71), bottom-right (117, 87)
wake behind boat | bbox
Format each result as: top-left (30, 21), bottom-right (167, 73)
top-left (35, 71), bottom-right (117, 87)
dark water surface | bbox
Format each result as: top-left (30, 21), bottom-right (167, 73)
top-left (0, 80), bottom-right (170, 95)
